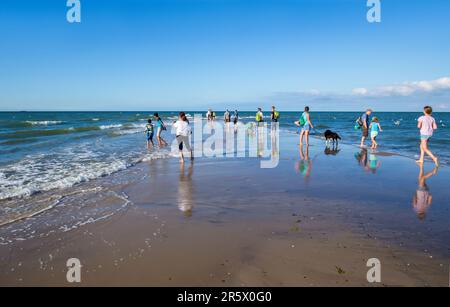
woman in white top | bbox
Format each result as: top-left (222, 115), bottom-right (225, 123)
top-left (173, 112), bottom-right (193, 163)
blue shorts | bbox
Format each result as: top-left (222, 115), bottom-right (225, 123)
top-left (421, 135), bottom-right (432, 141)
top-left (302, 124), bottom-right (311, 132)
top-left (147, 133), bottom-right (154, 141)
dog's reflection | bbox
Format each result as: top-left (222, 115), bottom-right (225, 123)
top-left (324, 144), bottom-right (340, 156)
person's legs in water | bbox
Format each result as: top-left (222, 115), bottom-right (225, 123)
top-left (147, 133), bottom-right (154, 149)
top-left (371, 133), bottom-right (378, 149)
top-left (304, 130), bottom-right (310, 146)
top-left (157, 128), bottom-right (168, 146)
top-left (299, 129), bottom-right (305, 145)
top-left (360, 128), bottom-right (367, 147)
top-left (422, 138), bottom-right (439, 166)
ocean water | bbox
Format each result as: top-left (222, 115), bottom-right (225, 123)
top-left (0, 111), bottom-right (449, 202)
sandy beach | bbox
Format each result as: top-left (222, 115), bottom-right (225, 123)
top-left (1, 132), bottom-right (449, 286)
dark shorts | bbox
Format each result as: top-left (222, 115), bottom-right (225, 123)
top-left (147, 133), bottom-right (154, 141)
top-left (362, 127), bottom-right (368, 138)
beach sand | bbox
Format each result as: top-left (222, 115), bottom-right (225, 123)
top-left (1, 132), bottom-right (449, 286)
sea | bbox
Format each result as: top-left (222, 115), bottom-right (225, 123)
top-left (0, 111), bottom-right (449, 202)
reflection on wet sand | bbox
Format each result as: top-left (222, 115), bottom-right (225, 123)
top-left (324, 144), bottom-right (340, 156)
top-left (178, 162), bottom-right (194, 217)
top-left (355, 148), bottom-right (381, 173)
top-left (412, 165), bottom-right (438, 221)
top-left (296, 145), bottom-right (312, 182)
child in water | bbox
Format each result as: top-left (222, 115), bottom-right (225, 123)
top-left (145, 119), bottom-right (154, 149)
top-left (369, 117), bottom-right (382, 149)
top-left (417, 106), bottom-right (439, 166)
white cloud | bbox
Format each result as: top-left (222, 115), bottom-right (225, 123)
top-left (352, 77), bottom-right (450, 97)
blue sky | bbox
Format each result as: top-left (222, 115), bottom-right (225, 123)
top-left (1, 0), bottom-right (450, 111)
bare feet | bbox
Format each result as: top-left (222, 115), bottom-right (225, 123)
top-left (416, 160), bottom-right (424, 164)
top-left (433, 158), bottom-right (439, 167)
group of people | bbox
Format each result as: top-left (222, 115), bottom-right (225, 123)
top-left (145, 112), bottom-right (193, 163)
top-left (356, 106), bottom-right (439, 166)
top-left (144, 105), bottom-right (440, 166)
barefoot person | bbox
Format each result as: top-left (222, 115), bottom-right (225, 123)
top-left (145, 118), bottom-right (154, 149)
top-left (417, 106), bottom-right (439, 166)
top-left (295, 106), bottom-right (314, 146)
top-left (359, 109), bottom-right (373, 147)
top-left (173, 112), bottom-right (193, 163)
top-left (369, 117), bottom-right (382, 149)
top-left (154, 113), bottom-right (168, 146)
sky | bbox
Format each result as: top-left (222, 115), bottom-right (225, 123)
top-left (0, 0), bottom-right (450, 111)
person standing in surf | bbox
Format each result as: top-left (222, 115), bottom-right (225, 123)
top-left (271, 106), bottom-right (280, 122)
top-left (173, 112), bottom-right (193, 163)
top-left (145, 118), bottom-right (154, 149)
top-left (295, 106), bottom-right (314, 146)
top-left (154, 113), bottom-right (168, 146)
top-left (417, 106), bottom-right (439, 166)
top-left (255, 108), bottom-right (264, 125)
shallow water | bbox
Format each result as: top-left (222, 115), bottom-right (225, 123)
top-left (0, 111), bottom-right (448, 223)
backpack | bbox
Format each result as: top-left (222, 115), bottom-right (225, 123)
top-left (299, 113), bottom-right (306, 126)
top-left (274, 111), bottom-right (280, 119)
top-left (355, 115), bottom-right (364, 130)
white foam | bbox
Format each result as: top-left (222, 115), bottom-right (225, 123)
top-left (26, 121), bottom-right (64, 125)
top-left (99, 124), bottom-right (123, 130)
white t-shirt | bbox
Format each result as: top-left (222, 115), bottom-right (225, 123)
top-left (418, 115), bottom-right (436, 136)
top-left (173, 120), bottom-right (191, 137)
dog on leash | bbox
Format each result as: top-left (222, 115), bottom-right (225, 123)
top-left (324, 130), bottom-right (341, 145)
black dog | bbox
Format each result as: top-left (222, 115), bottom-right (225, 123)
top-left (324, 130), bottom-right (341, 145)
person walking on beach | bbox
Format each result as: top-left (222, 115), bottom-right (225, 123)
top-left (173, 112), bottom-right (193, 163)
top-left (295, 106), bottom-right (314, 146)
top-left (153, 113), bottom-right (168, 146)
top-left (416, 106), bottom-right (439, 166)
top-left (255, 108), bottom-right (264, 125)
top-left (145, 118), bottom-right (154, 149)
top-left (358, 109), bottom-right (373, 148)
top-left (271, 106), bottom-right (280, 122)
top-left (369, 117), bottom-right (383, 149)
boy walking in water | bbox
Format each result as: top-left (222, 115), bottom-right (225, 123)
top-left (145, 119), bottom-right (154, 149)
top-left (369, 117), bottom-right (382, 149)
top-left (417, 106), bottom-right (439, 166)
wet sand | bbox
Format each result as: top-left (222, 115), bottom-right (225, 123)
top-left (1, 133), bottom-right (449, 286)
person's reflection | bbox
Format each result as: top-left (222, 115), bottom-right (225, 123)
top-left (178, 162), bottom-right (194, 217)
top-left (296, 144), bottom-right (312, 182)
top-left (367, 151), bottom-right (381, 173)
top-left (355, 148), bottom-right (368, 169)
top-left (355, 148), bottom-right (380, 173)
top-left (270, 124), bottom-right (279, 160)
top-left (412, 165), bottom-right (438, 221)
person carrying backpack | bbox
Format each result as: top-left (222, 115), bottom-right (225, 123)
top-left (356, 109), bottom-right (373, 148)
top-left (295, 106), bottom-right (314, 146)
